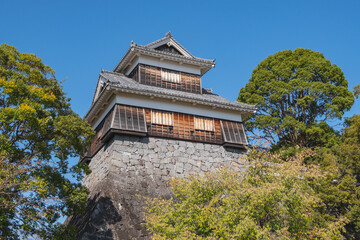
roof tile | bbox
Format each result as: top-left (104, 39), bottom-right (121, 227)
top-left (100, 71), bottom-right (256, 112)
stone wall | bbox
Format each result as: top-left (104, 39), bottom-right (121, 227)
top-left (68, 135), bottom-right (248, 240)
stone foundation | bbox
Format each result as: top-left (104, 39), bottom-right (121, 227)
top-left (67, 135), bottom-right (248, 240)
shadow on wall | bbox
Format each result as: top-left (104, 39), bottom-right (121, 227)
top-left (224, 146), bottom-right (247, 154)
top-left (66, 191), bottom-right (149, 240)
top-left (67, 194), bottom-right (121, 240)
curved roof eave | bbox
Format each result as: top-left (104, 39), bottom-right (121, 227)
top-left (113, 45), bottom-right (215, 75)
top-left (85, 86), bottom-right (257, 125)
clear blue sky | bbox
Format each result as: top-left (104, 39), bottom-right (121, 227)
top-left (1, 0), bottom-right (359, 123)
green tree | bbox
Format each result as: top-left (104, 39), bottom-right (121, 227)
top-left (329, 114), bottom-right (360, 238)
top-left (295, 114), bottom-right (360, 239)
top-left (143, 149), bottom-right (347, 239)
top-left (238, 48), bottom-right (354, 148)
top-left (0, 44), bottom-right (94, 239)
top-left (353, 84), bottom-right (360, 99)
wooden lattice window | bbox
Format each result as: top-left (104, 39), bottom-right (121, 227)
top-left (101, 105), bottom-right (147, 140)
top-left (220, 120), bottom-right (247, 145)
top-left (151, 110), bottom-right (173, 126)
top-left (161, 69), bottom-right (181, 84)
top-left (130, 64), bottom-right (201, 94)
top-left (194, 117), bottom-right (215, 131)
top-left (113, 105), bottom-right (147, 132)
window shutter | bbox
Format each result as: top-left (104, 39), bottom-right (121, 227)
top-left (161, 69), bottom-right (181, 84)
top-left (194, 117), bottom-right (214, 131)
top-left (151, 110), bottom-right (173, 126)
top-left (101, 105), bottom-right (147, 140)
top-left (220, 120), bottom-right (247, 145)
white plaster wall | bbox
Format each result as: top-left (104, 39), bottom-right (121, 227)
top-left (92, 93), bottom-right (243, 128)
top-left (125, 55), bottom-right (201, 75)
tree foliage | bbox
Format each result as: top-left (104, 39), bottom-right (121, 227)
top-left (143, 149), bottom-right (347, 239)
top-left (272, 114), bottom-right (360, 239)
top-left (318, 115), bottom-right (360, 238)
top-left (238, 48), bottom-right (354, 148)
top-left (353, 84), bottom-right (360, 99)
top-left (0, 44), bottom-right (94, 239)
top-left (339, 115), bottom-right (360, 237)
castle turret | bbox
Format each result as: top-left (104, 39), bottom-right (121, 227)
top-left (68, 33), bottom-right (256, 239)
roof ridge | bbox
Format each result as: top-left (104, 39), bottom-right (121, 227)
top-left (145, 35), bottom-right (169, 48)
top-left (134, 45), bottom-right (214, 63)
top-left (143, 33), bottom-right (194, 58)
top-left (167, 35), bottom-right (193, 58)
top-left (101, 70), bottom-right (125, 76)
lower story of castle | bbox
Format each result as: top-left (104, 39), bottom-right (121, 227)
top-left (68, 135), bottom-right (248, 240)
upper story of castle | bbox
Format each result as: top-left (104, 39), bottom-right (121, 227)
top-left (113, 32), bottom-right (215, 94)
top-left (92, 32), bottom-right (215, 104)
top-left (83, 33), bottom-right (257, 160)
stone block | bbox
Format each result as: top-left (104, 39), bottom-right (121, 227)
top-left (173, 150), bottom-right (182, 157)
top-left (160, 158), bottom-right (169, 164)
top-left (208, 157), bottom-right (216, 163)
top-left (195, 143), bottom-right (205, 150)
top-left (187, 147), bottom-right (195, 155)
top-left (188, 159), bottom-right (197, 166)
top-left (154, 168), bottom-right (163, 176)
top-left (163, 163), bottom-right (173, 170)
top-left (169, 169), bottom-right (176, 176)
top-left (204, 144), bottom-right (212, 151)
top-left (175, 162), bottom-right (184, 173)
top-left (200, 164), bottom-right (208, 172)
top-left (122, 156), bottom-right (130, 163)
top-left (184, 163), bottom-right (192, 171)
top-left (178, 146), bottom-right (186, 152)
top-left (148, 153), bottom-right (158, 161)
top-left (148, 142), bottom-right (156, 149)
top-left (177, 157), bottom-right (187, 163)
top-left (127, 165), bottom-right (136, 171)
top-left (161, 169), bottom-right (168, 175)
top-left (199, 150), bottom-right (210, 157)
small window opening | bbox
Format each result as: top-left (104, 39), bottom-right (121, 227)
top-left (194, 117), bottom-right (215, 132)
top-left (161, 69), bottom-right (181, 84)
top-left (151, 110), bottom-right (173, 126)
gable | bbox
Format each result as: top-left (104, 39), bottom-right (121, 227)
top-left (92, 76), bottom-right (107, 104)
top-left (155, 44), bottom-right (183, 55)
top-left (145, 33), bottom-right (194, 58)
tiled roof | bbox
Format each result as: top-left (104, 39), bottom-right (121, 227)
top-left (145, 31), bottom-right (195, 58)
top-left (133, 45), bottom-right (214, 64)
top-left (99, 71), bottom-right (256, 113)
top-left (113, 33), bottom-right (215, 76)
